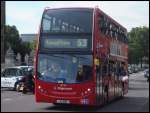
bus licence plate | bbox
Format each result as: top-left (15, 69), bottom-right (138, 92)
top-left (56, 100), bottom-right (70, 104)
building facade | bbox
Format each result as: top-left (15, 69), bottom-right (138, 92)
top-left (20, 34), bottom-right (37, 43)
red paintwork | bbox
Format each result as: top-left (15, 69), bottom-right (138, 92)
top-left (34, 7), bottom-right (128, 106)
top-left (35, 80), bottom-right (96, 106)
top-left (94, 7), bottom-right (128, 100)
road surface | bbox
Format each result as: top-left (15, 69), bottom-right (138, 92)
top-left (1, 71), bottom-right (149, 112)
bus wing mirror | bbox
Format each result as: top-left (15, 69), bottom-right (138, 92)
top-left (94, 58), bottom-right (100, 66)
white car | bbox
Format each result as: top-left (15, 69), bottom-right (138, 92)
top-left (17, 66), bottom-right (33, 73)
top-left (1, 66), bottom-right (28, 90)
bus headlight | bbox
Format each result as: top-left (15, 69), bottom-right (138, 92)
top-left (38, 85), bottom-right (48, 94)
top-left (38, 85), bottom-right (41, 89)
top-left (38, 85), bottom-right (44, 92)
top-left (81, 88), bottom-right (92, 97)
top-left (87, 88), bottom-right (91, 92)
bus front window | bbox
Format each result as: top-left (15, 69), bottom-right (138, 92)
top-left (37, 54), bottom-right (93, 84)
top-left (42, 9), bottom-right (93, 33)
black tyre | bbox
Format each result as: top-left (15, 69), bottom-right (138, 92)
top-left (22, 87), bottom-right (27, 94)
top-left (14, 82), bottom-right (19, 91)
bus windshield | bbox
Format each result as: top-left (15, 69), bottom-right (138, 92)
top-left (37, 54), bottom-right (93, 84)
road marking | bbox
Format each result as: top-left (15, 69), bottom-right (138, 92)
top-left (3, 98), bottom-right (13, 101)
top-left (130, 71), bottom-right (144, 79)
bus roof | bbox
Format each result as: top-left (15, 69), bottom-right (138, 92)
top-left (43, 7), bottom-right (126, 32)
top-left (44, 7), bottom-right (94, 12)
top-left (97, 8), bottom-right (127, 31)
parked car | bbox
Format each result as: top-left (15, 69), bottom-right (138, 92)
top-left (128, 66), bottom-right (136, 74)
top-left (128, 66), bottom-right (133, 74)
top-left (144, 69), bottom-right (149, 81)
top-left (1, 66), bottom-right (29, 91)
top-left (17, 66), bottom-right (33, 73)
top-left (128, 69), bottom-right (132, 74)
top-left (131, 66), bottom-right (138, 73)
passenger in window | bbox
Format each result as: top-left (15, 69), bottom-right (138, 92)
top-left (84, 65), bottom-right (92, 80)
top-left (76, 65), bottom-right (85, 82)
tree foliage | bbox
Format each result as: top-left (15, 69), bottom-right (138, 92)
top-left (128, 26), bottom-right (149, 66)
top-left (5, 25), bottom-right (21, 55)
top-left (30, 39), bottom-right (37, 50)
top-left (5, 25), bottom-right (32, 62)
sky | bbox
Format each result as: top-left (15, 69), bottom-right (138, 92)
top-left (6, 1), bottom-right (149, 34)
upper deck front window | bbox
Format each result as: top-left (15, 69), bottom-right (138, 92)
top-left (41, 8), bottom-right (93, 34)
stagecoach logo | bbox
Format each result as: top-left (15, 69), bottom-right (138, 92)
top-left (53, 86), bottom-right (72, 91)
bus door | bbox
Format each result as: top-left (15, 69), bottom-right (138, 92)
top-left (116, 61), bottom-right (122, 96)
top-left (95, 57), bottom-right (110, 105)
top-left (108, 61), bottom-right (115, 101)
top-left (113, 61), bottom-right (119, 97)
top-left (95, 57), bottom-right (103, 105)
top-left (101, 58), bottom-right (109, 104)
top-left (102, 59), bottom-right (114, 103)
top-left (114, 62), bottom-right (118, 98)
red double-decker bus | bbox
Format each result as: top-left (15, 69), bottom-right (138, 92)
top-left (34, 7), bottom-right (128, 106)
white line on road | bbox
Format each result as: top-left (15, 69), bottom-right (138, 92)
top-left (130, 71), bottom-right (144, 79)
top-left (3, 98), bottom-right (13, 101)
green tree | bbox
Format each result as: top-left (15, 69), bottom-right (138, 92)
top-left (5, 25), bottom-right (21, 55)
top-left (30, 39), bottom-right (37, 50)
top-left (128, 26), bottom-right (149, 67)
top-left (19, 42), bottom-right (31, 61)
top-left (5, 25), bottom-right (32, 62)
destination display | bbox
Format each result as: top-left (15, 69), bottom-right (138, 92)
top-left (42, 38), bottom-right (89, 49)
